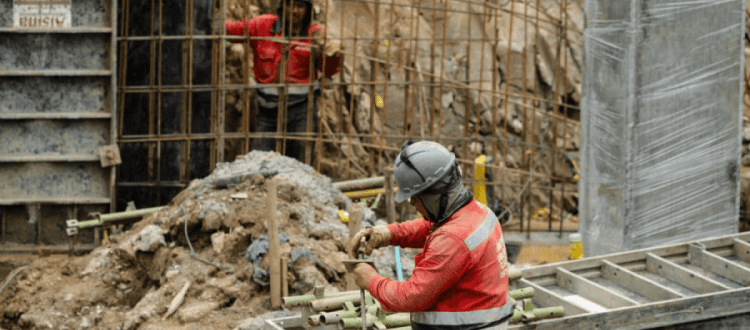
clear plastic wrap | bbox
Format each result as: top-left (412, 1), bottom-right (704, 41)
top-left (579, 0), bottom-right (745, 256)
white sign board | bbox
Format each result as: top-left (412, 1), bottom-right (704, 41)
top-left (13, 0), bottom-right (72, 29)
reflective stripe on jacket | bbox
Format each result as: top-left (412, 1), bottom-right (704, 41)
top-left (368, 200), bottom-right (511, 329)
top-left (225, 15), bottom-right (341, 84)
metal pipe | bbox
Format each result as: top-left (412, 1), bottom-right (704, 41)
top-left (318, 306), bottom-right (376, 325)
top-left (309, 293), bottom-right (375, 312)
top-left (508, 287), bottom-right (534, 300)
top-left (96, 206), bottom-right (166, 224)
top-left (509, 306), bottom-right (565, 324)
top-left (333, 177), bottom-right (385, 192)
top-left (339, 312), bottom-right (410, 328)
top-left (282, 291), bottom-right (362, 307)
top-left (344, 187), bottom-right (397, 200)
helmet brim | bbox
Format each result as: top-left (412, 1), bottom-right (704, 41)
top-left (395, 189), bottom-right (411, 203)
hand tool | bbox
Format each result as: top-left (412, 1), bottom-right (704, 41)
top-left (342, 237), bottom-right (377, 330)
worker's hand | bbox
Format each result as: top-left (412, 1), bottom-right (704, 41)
top-left (311, 29), bottom-right (342, 57)
top-left (349, 225), bottom-right (391, 257)
top-left (323, 40), bottom-right (341, 57)
top-left (352, 262), bottom-right (378, 290)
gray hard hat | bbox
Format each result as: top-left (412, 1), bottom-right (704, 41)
top-left (394, 141), bottom-right (457, 203)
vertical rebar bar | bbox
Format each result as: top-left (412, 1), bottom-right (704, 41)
top-left (381, 0), bottom-right (396, 173)
top-left (317, 0), bottom-right (332, 173)
top-left (218, 0), bottom-right (227, 164)
top-left (180, 0), bottom-right (190, 183)
top-left (558, 0), bottom-right (570, 237)
top-left (148, 0), bottom-right (157, 195)
top-left (187, 0), bottom-right (195, 181)
top-left (489, 0), bottom-right (499, 208)
top-left (464, 0), bottom-right (472, 188)
top-left (347, 10), bottom-right (360, 179)
top-left (368, 0), bottom-right (380, 176)
top-left (436, 0), bottom-right (449, 144)
top-left (428, 12), bottom-right (436, 139)
top-left (550, 1), bottom-right (564, 237)
top-left (156, 0), bottom-right (164, 205)
top-left (210, 0), bottom-right (219, 171)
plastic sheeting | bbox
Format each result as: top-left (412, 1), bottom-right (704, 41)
top-left (580, 0), bottom-right (745, 255)
top-left (243, 233), bottom-right (291, 286)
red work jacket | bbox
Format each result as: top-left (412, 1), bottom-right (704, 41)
top-left (225, 15), bottom-right (341, 84)
top-left (368, 200), bottom-right (513, 329)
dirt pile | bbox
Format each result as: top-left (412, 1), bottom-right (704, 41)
top-left (0, 151), bottom-right (417, 330)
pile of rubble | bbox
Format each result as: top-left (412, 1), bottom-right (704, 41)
top-left (0, 151), bottom-right (417, 330)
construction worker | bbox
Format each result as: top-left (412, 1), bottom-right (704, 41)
top-left (350, 140), bottom-right (513, 330)
top-left (225, 0), bottom-right (341, 162)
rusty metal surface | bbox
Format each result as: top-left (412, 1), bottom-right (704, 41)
top-left (0, 34), bottom-right (110, 71)
top-left (0, 1), bottom-right (10, 28)
top-left (0, 120), bottom-right (108, 157)
top-left (0, 77), bottom-right (109, 114)
top-left (0, 163), bottom-right (109, 201)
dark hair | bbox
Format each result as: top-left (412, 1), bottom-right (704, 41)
top-left (270, 0), bottom-right (313, 36)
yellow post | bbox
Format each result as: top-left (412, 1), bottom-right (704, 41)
top-left (474, 155), bottom-right (487, 206)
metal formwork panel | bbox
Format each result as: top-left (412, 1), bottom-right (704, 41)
top-left (0, 0), bottom-right (117, 246)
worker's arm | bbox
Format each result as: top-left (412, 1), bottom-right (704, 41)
top-left (368, 232), bottom-right (469, 312)
top-left (225, 18), bottom-right (257, 43)
top-left (386, 218), bottom-right (432, 248)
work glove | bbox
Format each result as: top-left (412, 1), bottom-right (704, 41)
top-left (352, 262), bottom-right (379, 290)
top-left (311, 29), bottom-right (342, 57)
top-left (349, 225), bottom-right (391, 257)
top-left (322, 40), bottom-right (341, 57)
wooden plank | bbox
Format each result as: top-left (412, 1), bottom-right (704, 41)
top-left (689, 243), bottom-right (750, 286)
top-left (267, 181), bottom-right (281, 309)
top-left (517, 278), bottom-right (589, 316)
top-left (646, 252), bottom-right (730, 294)
top-left (555, 267), bottom-right (639, 309)
top-left (733, 238), bottom-right (750, 263)
top-left (601, 260), bottom-right (685, 301)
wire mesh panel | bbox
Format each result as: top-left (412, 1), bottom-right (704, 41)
top-left (116, 0), bottom-right (582, 235)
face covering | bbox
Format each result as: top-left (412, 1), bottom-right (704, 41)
top-left (416, 166), bottom-right (474, 231)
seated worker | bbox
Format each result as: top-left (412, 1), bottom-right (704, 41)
top-left (226, 0), bottom-right (341, 162)
top-left (350, 140), bottom-right (513, 330)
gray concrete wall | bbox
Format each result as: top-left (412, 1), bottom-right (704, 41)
top-left (580, 0), bottom-right (745, 256)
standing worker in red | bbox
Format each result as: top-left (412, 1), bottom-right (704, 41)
top-left (350, 140), bottom-right (513, 330)
top-left (225, 0), bottom-right (341, 162)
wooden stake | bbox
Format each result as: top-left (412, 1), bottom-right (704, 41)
top-left (281, 257), bottom-right (289, 298)
top-left (267, 180), bottom-right (281, 309)
top-left (347, 208), bottom-right (363, 290)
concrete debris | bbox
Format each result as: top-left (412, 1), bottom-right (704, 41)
top-left (130, 224), bottom-right (167, 253)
